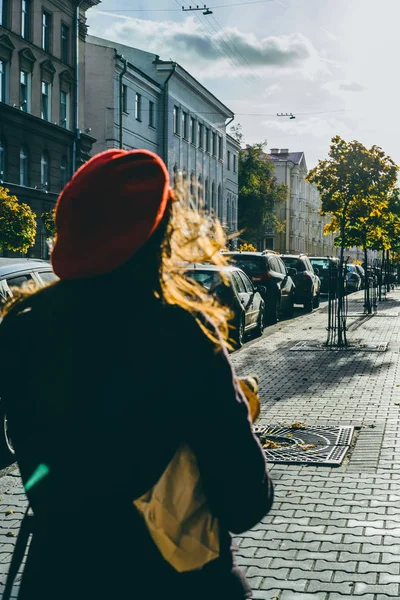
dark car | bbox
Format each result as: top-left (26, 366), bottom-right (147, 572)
top-left (221, 251), bottom-right (296, 324)
top-left (0, 258), bottom-right (58, 309)
top-left (354, 264), bottom-right (365, 289)
top-left (345, 264), bottom-right (362, 294)
top-left (185, 264), bottom-right (265, 348)
top-left (0, 258), bottom-right (59, 463)
top-left (309, 256), bottom-right (345, 296)
top-left (281, 254), bottom-right (320, 311)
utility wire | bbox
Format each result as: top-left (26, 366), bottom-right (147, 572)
top-left (90, 0), bottom-right (277, 13)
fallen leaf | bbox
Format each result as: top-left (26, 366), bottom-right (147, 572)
top-left (6, 510), bottom-right (13, 516)
top-left (6, 532), bottom-right (16, 537)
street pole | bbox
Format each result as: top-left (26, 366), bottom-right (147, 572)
top-left (118, 56), bottom-right (127, 150)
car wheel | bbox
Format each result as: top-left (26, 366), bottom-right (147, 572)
top-left (255, 307), bottom-right (265, 337)
top-left (313, 293), bottom-right (320, 308)
top-left (234, 316), bottom-right (245, 349)
top-left (304, 296), bottom-right (313, 312)
top-left (266, 296), bottom-right (280, 325)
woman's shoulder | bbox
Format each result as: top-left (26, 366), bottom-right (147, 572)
top-left (160, 303), bottom-right (220, 348)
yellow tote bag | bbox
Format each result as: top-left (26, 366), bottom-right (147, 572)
top-left (134, 443), bottom-right (219, 572)
top-left (133, 375), bottom-right (260, 573)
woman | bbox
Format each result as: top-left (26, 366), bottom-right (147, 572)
top-left (0, 150), bottom-right (273, 600)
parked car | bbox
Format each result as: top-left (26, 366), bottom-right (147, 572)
top-left (184, 264), bottom-right (265, 348)
top-left (0, 258), bottom-right (58, 463)
top-left (0, 258), bottom-right (58, 311)
top-left (345, 264), bottom-right (362, 293)
top-left (280, 254), bottom-right (320, 311)
top-left (221, 251), bottom-right (296, 324)
top-left (354, 264), bottom-right (365, 289)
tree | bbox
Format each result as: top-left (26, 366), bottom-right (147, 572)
top-left (41, 208), bottom-right (56, 239)
top-left (0, 187), bottom-right (37, 254)
top-left (237, 143), bottom-right (287, 247)
top-left (307, 137), bottom-right (399, 342)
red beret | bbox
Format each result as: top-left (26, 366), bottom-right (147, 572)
top-left (51, 149), bottom-right (173, 280)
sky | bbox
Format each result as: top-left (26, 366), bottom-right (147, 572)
top-left (87, 0), bottom-right (400, 170)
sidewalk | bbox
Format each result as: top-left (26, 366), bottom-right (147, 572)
top-left (0, 290), bottom-right (400, 598)
top-left (230, 288), bottom-right (400, 599)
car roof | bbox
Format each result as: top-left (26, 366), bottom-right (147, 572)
top-left (0, 258), bottom-right (52, 278)
top-left (221, 251), bottom-right (264, 257)
top-left (185, 263), bottom-right (243, 274)
top-left (281, 254), bottom-right (307, 259)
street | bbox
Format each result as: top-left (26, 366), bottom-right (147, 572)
top-left (1, 288), bottom-right (400, 598)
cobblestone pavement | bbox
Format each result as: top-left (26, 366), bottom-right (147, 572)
top-left (1, 290), bottom-right (400, 598)
top-left (230, 288), bottom-right (400, 599)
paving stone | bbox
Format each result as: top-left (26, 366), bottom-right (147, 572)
top-left (354, 582), bottom-right (400, 596)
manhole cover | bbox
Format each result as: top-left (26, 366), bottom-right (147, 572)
top-left (290, 341), bottom-right (388, 352)
top-left (253, 424), bottom-right (354, 465)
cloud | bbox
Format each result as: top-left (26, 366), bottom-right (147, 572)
top-left (92, 14), bottom-right (324, 78)
top-left (322, 80), bottom-right (366, 95)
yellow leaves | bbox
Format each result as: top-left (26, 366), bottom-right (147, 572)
top-left (238, 242), bottom-right (257, 252)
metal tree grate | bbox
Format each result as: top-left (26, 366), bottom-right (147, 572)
top-left (253, 424), bottom-right (354, 465)
top-left (290, 341), bottom-right (388, 352)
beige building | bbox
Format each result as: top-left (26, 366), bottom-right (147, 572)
top-left (262, 149), bottom-right (337, 257)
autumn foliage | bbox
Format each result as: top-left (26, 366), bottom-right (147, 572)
top-left (0, 187), bottom-right (37, 253)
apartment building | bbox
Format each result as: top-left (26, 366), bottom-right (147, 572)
top-left (0, 0), bottom-right (98, 258)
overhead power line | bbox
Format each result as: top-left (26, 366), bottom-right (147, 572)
top-left (90, 0), bottom-right (278, 13)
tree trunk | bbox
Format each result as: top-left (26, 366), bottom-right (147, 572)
top-left (364, 243), bottom-right (371, 314)
top-left (337, 224), bottom-right (346, 346)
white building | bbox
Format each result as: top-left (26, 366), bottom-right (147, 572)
top-left (85, 37), bottom-right (239, 234)
top-left (265, 148), bottom-right (337, 256)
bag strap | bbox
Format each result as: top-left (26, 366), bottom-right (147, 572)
top-left (3, 506), bottom-right (34, 600)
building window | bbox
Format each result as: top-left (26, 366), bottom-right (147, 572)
top-left (61, 24), bottom-right (70, 63)
top-left (233, 154), bottom-right (237, 172)
top-left (204, 178), bottom-right (209, 210)
top-left (0, 60), bottom-right (7, 103)
top-left (173, 106), bottom-right (179, 135)
top-left (205, 128), bottom-right (210, 153)
top-left (182, 112), bottom-right (188, 140)
top-left (227, 151), bottom-right (231, 170)
top-left (212, 133), bottom-right (217, 157)
top-left (60, 155), bottom-right (68, 189)
top-left (135, 93), bottom-right (142, 121)
top-left (149, 101), bottom-right (155, 128)
top-left (190, 117), bottom-right (196, 145)
top-left (198, 123), bottom-right (203, 149)
top-left (60, 90), bottom-right (70, 128)
top-left (0, 139), bottom-right (5, 181)
top-left (218, 137), bottom-right (223, 161)
top-left (19, 146), bottom-right (28, 187)
top-left (197, 175), bottom-right (202, 207)
top-left (0, 0), bottom-right (8, 27)
top-left (217, 184), bottom-right (222, 220)
top-left (121, 84), bottom-right (128, 113)
top-left (190, 171), bottom-right (195, 204)
top-left (21, 0), bottom-right (31, 39)
top-left (211, 181), bottom-right (216, 213)
top-left (20, 71), bottom-right (31, 112)
top-left (41, 151), bottom-right (49, 190)
top-left (41, 81), bottom-right (51, 121)
top-left (42, 11), bottom-right (52, 52)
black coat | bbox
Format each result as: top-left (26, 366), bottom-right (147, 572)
top-left (0, 280), bottom-right (273, 600)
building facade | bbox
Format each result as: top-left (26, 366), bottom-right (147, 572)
top-left (265, 148), bottom-right (337, 256)
top-left (85, 37), bottom-right (239, 234)
top-left (0, 0), bottom-right (98, 258)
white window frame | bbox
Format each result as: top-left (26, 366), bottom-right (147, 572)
top-left (60, 90), bottom-right (70, 128)
top-left (40, 152), bottom-right (49, 189)
top-left (41, 81), bottom-right (51, 121)
top-left (20, 70), bottom-right (31, 112)
top-left (135, 93), bottom-right (142, 121)
top-left (19, 147), bottom-right (28, 186)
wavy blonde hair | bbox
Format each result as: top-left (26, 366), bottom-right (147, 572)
top-left (160, 199), bottom-right (233, 346)
top-left (2, 199), bottom-right (234, 347)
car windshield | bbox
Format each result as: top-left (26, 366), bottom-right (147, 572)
top-left (310, 259), bottom-right (330, 270)
top-left (185, 270), bottom-right (223, 290)
top-left (228, 256), bottom-right (264, 274)
top-left (281, 257), bottom-right (302, 271)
